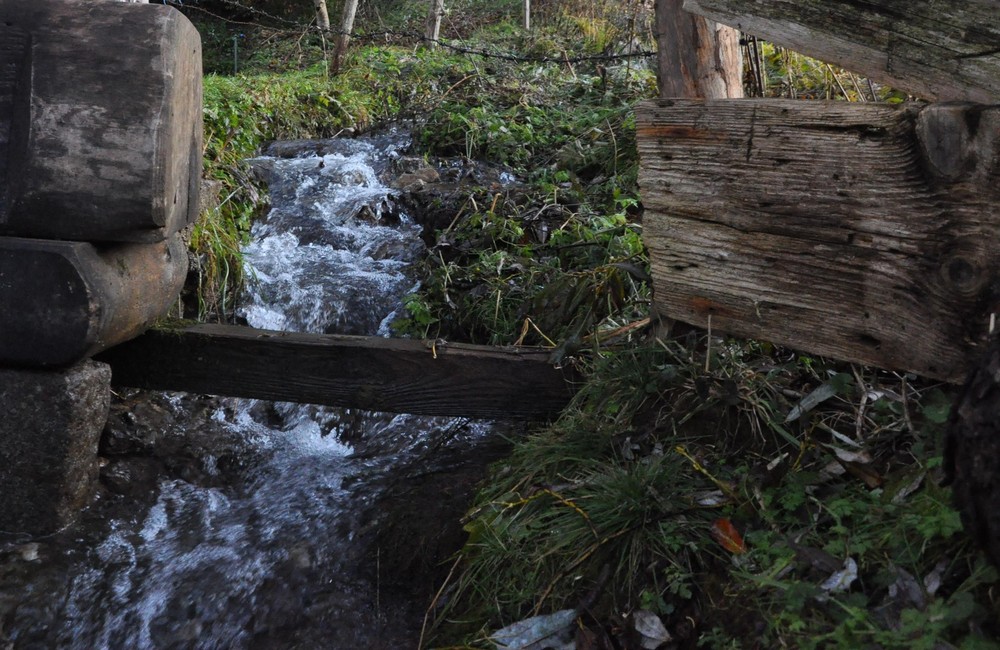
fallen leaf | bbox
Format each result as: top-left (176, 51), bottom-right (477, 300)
top-left (788, 541), bottom-right (842, 574)
top-left (826, 445), bottom-right (872, 464)
top-left (842, 460), bottom-right (883, 489)
top-left (818, 557), bottom-right (858, 596)
top-left (693, 489), bottom-right (728, 507)
top-left (711, 518), bottom-right (746, 554)
top-left (631, 610), bottom-right (672, 649)
top-left (881, 467), bottom-right (926, 505)
top-left (923, 558), bottom-right (949, 597)
top-left (786, 382), bottom-right (837, 422)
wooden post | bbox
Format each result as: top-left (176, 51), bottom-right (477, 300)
top-left (947, 337), bottom-right (1000, 568)
top-left (655, 0), bottom-right (742, 99)
top-left (636, 99), bottom-right (1000, 381)
top-left (682, 0), bottom-right (1000, 103)
top-left (0, 0), bottom-right (202, 242)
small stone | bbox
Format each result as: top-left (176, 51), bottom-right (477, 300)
top-left (17, 543), bottom-right (40, 562)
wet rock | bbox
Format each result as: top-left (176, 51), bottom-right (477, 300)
top-left (392, 155), bottom-right (430, 175)
top-left (264, 138), bottom-right (375, 160)
top-left (99, 390), bottom-right (257, 492)
top-left (393, 158), bottom-right (441, 191)
top-left (392, 156), bottom-right (530, 244)
top-left (100, 396), bottom-right (171, 455)
top-left (100, 457), bottom-right (165, 498)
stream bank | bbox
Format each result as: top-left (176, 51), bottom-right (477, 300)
top-left (0, 135), bottom-right (530, 649)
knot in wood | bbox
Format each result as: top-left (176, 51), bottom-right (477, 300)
top-left (939, 253), bottom-right (987, 299)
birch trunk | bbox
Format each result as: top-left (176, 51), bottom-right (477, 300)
top-left (331, 0), bottom-right (359, 73)
top-left (313, 0), bottom-right (331, 32)
top-left (425, 0), bottom-right (445, 47)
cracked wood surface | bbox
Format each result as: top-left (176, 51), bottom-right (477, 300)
top-left (637, 98), bottom-right (1000, 381)
top-left (683, 0), bottom-right (1000, 103)
top-left (0, 0), bottom-right (202, 242)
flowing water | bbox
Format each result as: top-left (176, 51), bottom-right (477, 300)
top-left (0, 134), bottom-right (509, 649)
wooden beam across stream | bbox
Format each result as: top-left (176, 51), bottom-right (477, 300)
top-left (95, 324), bottom-right (578, 420)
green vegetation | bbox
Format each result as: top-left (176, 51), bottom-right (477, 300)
top-left (188, 1), bottom-right (998, 647)
top-left (195, 47), bottom-right (481, 316)
top-left (423, 338), bottom-right (999, 647)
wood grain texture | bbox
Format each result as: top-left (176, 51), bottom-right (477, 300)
top-left (0, 236), bottom-right (188, 366)
top-left (0, 0), bottom-right (202, 242)
top-left (637, 98), bottom-right (1000, 381)
top-left (656, 0), bottom-right (743, 99)
top-left (96, 325), bottom-right (578, 419)
top-left (682, 0), bottom-right (1000, 103)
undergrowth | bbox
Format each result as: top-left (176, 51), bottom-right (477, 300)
top-left (424, 339), bottom-right (999, 648)
top-left (186, 4), bottom-right (998, 648)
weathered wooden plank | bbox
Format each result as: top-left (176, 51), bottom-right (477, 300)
top-left (682, 0), bottom-right (1000, 104)
top-left (636, 99), bottom-right (1000, 381)
top-left (0, 236), bottom-right (188, 366)
top-left (0, 0), bottom-right (202, 242)
top-left (96, 325), bottom-right (578, 419)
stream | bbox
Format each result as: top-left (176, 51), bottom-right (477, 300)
top-left (0, 134), bottom-right (514, 649)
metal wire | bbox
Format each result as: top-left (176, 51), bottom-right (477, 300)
top-left (162, 0), bottom-right (656, 64)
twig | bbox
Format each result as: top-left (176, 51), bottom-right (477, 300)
top-left (848, 72), bottom-right (867, 102)
top-left (581, 317), bottom-right (650, 346)
top-left (419, 554), bottom-right (463, 649)
top-left (563, 50), bottom-right (578, 80)
top-left (825, 64), bottom-right (852, 101)
top-left (852, 365), bottom-right (869, 441)
top-left (705, 314), bottom-right (712, 373)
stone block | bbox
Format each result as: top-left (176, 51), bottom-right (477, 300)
top-left (0, 360), bottom-right (111, 535)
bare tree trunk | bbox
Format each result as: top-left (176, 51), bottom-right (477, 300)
top-left (655, 0), bottom-right (742, 98)
top-left (425, 0), bottom-right (445, 47)
top-left (524, 0), bottom-right (530, 31)
top-left (331, 0), bottom-right (359, 73)
top-left (313, 0), bottom-right (331, 32)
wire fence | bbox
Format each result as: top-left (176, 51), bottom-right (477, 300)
top-left (159, 0), bottom-right (657, 66)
